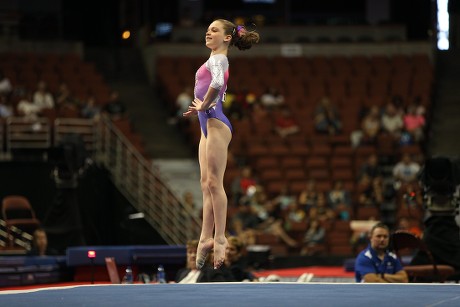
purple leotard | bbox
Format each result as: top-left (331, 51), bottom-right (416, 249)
top-left (195, 54), bottom-right (232, 138)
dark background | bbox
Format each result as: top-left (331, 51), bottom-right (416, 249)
top-left (2, 0), bottom-right (438, 46)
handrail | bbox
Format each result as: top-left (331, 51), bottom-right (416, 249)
top-left (97, 116), bottom-right (201, 244)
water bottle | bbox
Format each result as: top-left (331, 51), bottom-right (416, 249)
top-left (157, 264), bottom-right (166, 283)
top-left (124, 266), bottom-right (133, 284)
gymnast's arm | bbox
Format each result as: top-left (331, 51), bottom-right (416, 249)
top-left (200, 56), bottom-right (227, 110)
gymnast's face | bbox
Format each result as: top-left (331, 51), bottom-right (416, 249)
top-left (205, 21), bottom-right (231, 50)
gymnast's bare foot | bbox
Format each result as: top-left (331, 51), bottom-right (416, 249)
top-left (213, 236), bottom-right (228, 269)
top-left (196, 238), bottom-right (213, 269)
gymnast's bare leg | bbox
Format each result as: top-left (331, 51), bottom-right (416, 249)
top-left (196, 119), bottom-right (231, 269)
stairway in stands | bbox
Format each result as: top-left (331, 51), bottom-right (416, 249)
top-left (88, 48), bottom-right (203, 209)
top-left (428, 50), bottom-right (460, 158)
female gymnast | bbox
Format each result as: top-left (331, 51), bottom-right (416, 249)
top-left (183, 19), bottom-right (259, 269)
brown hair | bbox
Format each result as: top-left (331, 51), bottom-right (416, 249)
top-left (216, 19), bottom-right (260, 51)
top-left (369, 222), bottom-right (389, 237)
top-left (186, 239), bottom-right (199, 250)
top-left (228, 236), bottom-right (244, 253)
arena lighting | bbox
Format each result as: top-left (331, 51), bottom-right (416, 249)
top-left (88, 250), bottom-right (96, 258)
top-left (437, 0), bottom-right (449, 50)
top-left (122, 30), bottom-right (131, 40)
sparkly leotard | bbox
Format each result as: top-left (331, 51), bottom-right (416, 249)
top-left (195, 54), bottom-right (232, 138)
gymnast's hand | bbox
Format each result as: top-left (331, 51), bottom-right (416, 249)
top-left (183, 97), bottom-right (216, 116)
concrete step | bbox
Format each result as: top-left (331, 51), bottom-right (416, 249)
top-left (110, 81), bottom-right (194, 159)
top-left (152, 159), bottom-right (203, 210)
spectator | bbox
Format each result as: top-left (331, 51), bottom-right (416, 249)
top-left (284, 200), bottom-right (307, 225)
top-left (231, 166), bottom-right (258, 205)
top-left (260, 87), bottom-right (284, 109)
top-left (298, 179), bottom-right (319, 211)
top-left (170, 86), bottom-right (193, 125)
top-left (102, 90), bottom-right (126, 120)
top-left (0, 94), bottom-right (13, 118)
top-left (314, 96), bottom-right (342, 135)
top-left (327, 180), bottom-right (352, 221)
top-left (33, 80), bottom-right (55, 111)
top-left (314, 192), bottom-right (336, 222)
top-left (272, 184), bottom-right (296, 211)
top-left (356, 174), bottom-right (384, 207)
top-left (392, 153), bottom-right (421, 188)
top-left (55, 82), bottom-right (80, 113)
top-left (381, 102), bottom-right (403, 141)
top-left (27, 228), bottom-right (58, 256)
top-left (224, 236), bottom-right (255, 281)
top-left (175, 240), bottom-right (227, 283)
top-left (358, 153), bottom-right (382, 180)
top-left (395, 217), bottom-right (423, 238)
top-left (80, 96), bottom-right (101, 119)
top-left (274, 106), bottom-right (299, 138)
top-left (351, 105), bottom-right (381, 147)
top-left (403, 103), bottom-right (426, 143)
top-left (17, 91), bottom-right (42, 120)
top-left (232, 198), bottom-right (298, 248)
top-left (300, 219), bottom-right (326, 256)
top-left (354, 222), bottom-right (408, 283)
top-left (0, 70), bottom-right (13, 96)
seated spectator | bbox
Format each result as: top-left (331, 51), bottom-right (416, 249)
top-left (274, 106), bottom-right (299, 138)
top-left (260, 87), bottom-right (284, 109)
top-left (235, 87), bottom-right (257, 118)
top-left (224, 236), bottom-right (255, 281)
top-left (55, 82), bottom-right (80, 114)
top-left (314, 96), bottom-right (342, 135)
top-left (395, 217), bottom-right (423, 238)
top-left (33, 80), bottom-right (55, 111)
top-left (231, 166), bottom-right (258, 205)
top-left (284, 200), bottom-right (307, 225)
top-left (80, 96), bottom-right (101, 119)
top-left (403, 103), bottom-right (426, 143)
top-left (233, 183), bottom-right (298, 247)
top-left (272, 184), bottom-right (296, 211)
top-left (0, 94), bottom-right (13, 118)
top-left (392, 153), bottom-right (421, 189)
top-left (381, 102), bottom-right (403, 141)
top-left (351, 105), bottom-right (381, 147)
top-left (327, 180), bottom-right (352, 221)
top-left (175, 240), bottom-right (227, 283)
top-left (0, 70), bottom-right (13, 96)
top-left (300, 219), bottom-right (326, 256)
top-left (17, 91), bottom-right (41, 120)
top-left (27, 228), bottom-right (58, 256)
top-left (355, 222), bottom-right (408, 283)
top-left (358, 153), bottom-right (382, 181)
top-left (222, 88), bottom-right (240, 119)
top-left (356, 174), bottom-right (384, 207)
top-left (102, 90), bottom-right (126, 120)
top-left (298, 179), bottom-right (319, 211)
top-left (170, 86), bottom-right (193, 125)
top-left (313, 192), bottom-right (336, 222)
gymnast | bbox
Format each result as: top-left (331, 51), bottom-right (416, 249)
top-left (183, 19), bottom-right (259, 269)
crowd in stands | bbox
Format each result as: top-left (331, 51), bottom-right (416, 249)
top-left (0, 53), bottom-right (153, 158)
